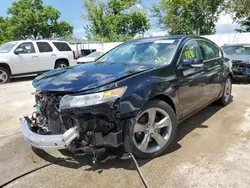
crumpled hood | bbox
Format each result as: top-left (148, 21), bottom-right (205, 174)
top-left (227, 55), bottom-right (250, 63)
top-left (33, 62), bottom-right (155, 92)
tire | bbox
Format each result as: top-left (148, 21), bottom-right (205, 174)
top-left (219, 76), bottom-right (232, 106)
top-left (132, 100), bottom-right (177, 158)
top-left (55, 60), bottom-right (68, 69)
top-left (0, 67), bottom-right (11, 84)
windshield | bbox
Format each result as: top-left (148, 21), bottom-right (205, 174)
top-left (0, 42), bottom-right (17, 53)
top-left (97, 39), bottom-right (179, 65)
top-left (86, 51), bottom-right (103, 58)
top-left (222, 45), bottom-right (250, 60)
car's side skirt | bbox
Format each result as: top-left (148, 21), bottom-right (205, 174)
top-left (178, 96), bottom-right (222, 124)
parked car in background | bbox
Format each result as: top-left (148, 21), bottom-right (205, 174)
top-left (221, 44), bottom-right (250, 80)
top-left (20, 36), bottom-right (233, 159)
top-left (77, 51), bottom-right (104, 64)
top-left (0, 40), bottom-right (77, 84)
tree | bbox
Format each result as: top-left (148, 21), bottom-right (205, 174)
top-left (82, 0), bottom-right (150, 42)
top-left (226, 0), bottom-right (250, 32)
top-left (0, 17), bottom-right (11, 44)
top-left (152, 0), bottom-right (224, 35)
top-left (6, 0), bottom-right (73, 40)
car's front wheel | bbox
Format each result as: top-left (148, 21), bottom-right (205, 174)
top-left (219, 76), bottom-right (232, 106)
top-left (0, 67), bottom-right (11, 84)
top-left (132, 100), bottom-right (177, 158)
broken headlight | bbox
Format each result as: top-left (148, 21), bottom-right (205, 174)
top-left (59, 87), bottom-right (127, 110)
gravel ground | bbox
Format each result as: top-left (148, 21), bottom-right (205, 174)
top-left (1, 78), bottom-right (250, 188)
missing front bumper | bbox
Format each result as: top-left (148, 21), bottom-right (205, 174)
top-left (20, 116), bottom-right (79, 149)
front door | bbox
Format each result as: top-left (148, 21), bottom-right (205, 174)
top-left (11, 42), bottom-right (40, 74)
top-left (176, 40), bottom-right (207, 118)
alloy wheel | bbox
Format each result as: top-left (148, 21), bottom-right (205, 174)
top-left (0, 70), bottom-right (8, 84)
top-left (224, 77), bottom-right (232, 103)
top-left (133, 108), bottom-right (173, 153)
top-left (58, 64), bottom-right (67, 68)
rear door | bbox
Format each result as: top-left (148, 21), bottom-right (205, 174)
top-left (52, 42), bottom-right (76, 66)
top-left (198, 40), bottom-right (223, 103)
top-left (36, 42), bottom-right (56, 71)
top-left (176, 40), bottom-right (207, 118)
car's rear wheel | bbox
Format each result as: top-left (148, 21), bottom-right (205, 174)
top-left (219, 76), bottom-right (232, 106)
top-left (0, 67), bottom-right (11, 84)
top-left (55, 60), bottom-right (68, 69)
top-left (132, 100), bottom-right (177, 158)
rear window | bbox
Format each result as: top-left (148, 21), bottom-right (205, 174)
top-left (37, 42), bottom-right (53, 53)
top-left (53, 42), bottom-right (72, 51)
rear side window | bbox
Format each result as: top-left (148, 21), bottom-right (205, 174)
top-left (37, 42), bottom-right (53, 53)
top-left (52, 42), bottom-right (71, 51)
top-left (199, 41), bottom-right (220, 60)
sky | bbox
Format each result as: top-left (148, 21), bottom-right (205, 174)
top-left (0, 0), bottom-right (240, 39)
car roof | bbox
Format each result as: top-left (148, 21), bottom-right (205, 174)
top-left (124, 35), bottom-right (214, 45)
top-left (127, 35), bottom-right (187, 43)
top-left (12, 40), bottom-right (69, 43)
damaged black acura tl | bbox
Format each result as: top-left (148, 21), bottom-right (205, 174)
top-left (20, 36), bottom-right (233, 159)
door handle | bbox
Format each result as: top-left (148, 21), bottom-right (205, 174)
top-left (32, 56), bottom-right (38, 59)
top-left (51, 54), bottom-right (56, 57)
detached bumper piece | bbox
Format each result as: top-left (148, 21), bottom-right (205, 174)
top-left (20, 116), bottom-right (79, 149)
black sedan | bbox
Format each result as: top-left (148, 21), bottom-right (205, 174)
top-left (20, 36), bottom-right (233, 159)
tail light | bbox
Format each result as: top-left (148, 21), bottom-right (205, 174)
top-left (73, 51), bottom-right (76, 60)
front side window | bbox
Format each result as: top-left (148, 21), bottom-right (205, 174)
top-left (199, 41), bottom-right (220, 60)
top-left (37, 42), bottom-right (53, 53)
top-left (180, 40), bottom-right (202, 63)
top-left (0, 42), bottom-right (17, 53)
top-left (15, 42), bottom-right (35, 54)
top-left (97, 39), bottom-right (180, 65)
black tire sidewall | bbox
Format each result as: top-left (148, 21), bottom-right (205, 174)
top-left (0, 67), bottom-right (11, 84)
top-left (55, 61), bottom-right (68, 69)
top-left (132, 100), bottom-right (177, 159)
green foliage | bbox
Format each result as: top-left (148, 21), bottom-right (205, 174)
top-left (0, 17), bottom-right (12, 44)
top-left (0, 0), bottom-right (73, 44)
top-left (152, 0), bottom-right (224, 35)
top-left (83, 0), bottom-right (150, 42)
top-left (226, 0), bottom-right (250, 32)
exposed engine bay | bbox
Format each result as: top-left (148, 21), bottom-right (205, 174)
top-left (232, 60), bottom-right (250, 78)
top-left (26, 90), bottom-right (132, 159)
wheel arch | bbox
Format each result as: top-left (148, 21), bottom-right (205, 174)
top-left (0, 63), bottom-right (12, 75)
top-left (150, 94), bottom-right (176, 114)
top-left (54, 58), bottom-right (69, 68)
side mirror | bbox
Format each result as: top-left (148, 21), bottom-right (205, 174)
top-left (182, 58), bottom-right (203, 68)
top-left (14, 48), bottom-right (24, 55)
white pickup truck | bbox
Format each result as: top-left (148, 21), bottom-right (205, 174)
top-left (0, 40), bottom-right (77, 84)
